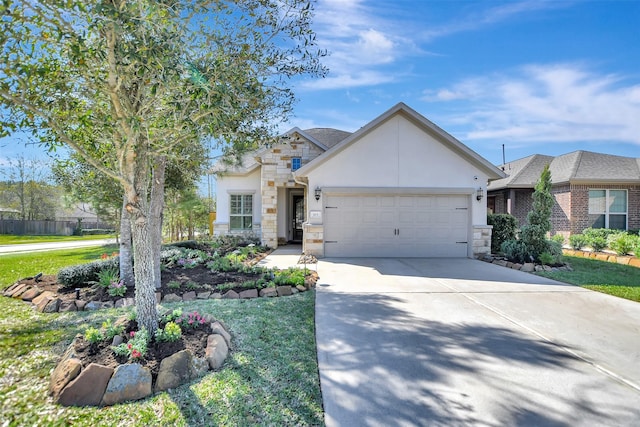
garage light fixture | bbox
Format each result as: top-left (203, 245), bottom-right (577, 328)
top-left (314, 187), bottom-right (321, 201)
top-left (476, 187), bottom-right (484, 201)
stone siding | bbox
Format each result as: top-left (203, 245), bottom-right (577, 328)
top-left (473, 225), bottom-right (492, 258)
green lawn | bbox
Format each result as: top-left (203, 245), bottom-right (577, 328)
top-left (537, 255), bottom-right (640, 302)
top-left (0, 234), bottom-right (115, 245)
top-left (0, 247), bottom-right (323, 426)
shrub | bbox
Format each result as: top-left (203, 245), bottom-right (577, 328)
top-left (155, 322), bottom-right (182, 342)
top-left (550, 234), bottom-right (565, 245)
top-left (546, 239), bottom-right (564, 265)
top-left (501, 239), bottom-right (530, 264)
top-left (101, 319), bottom-right (124, 340)
top-left (84, 327), bottom-right (104, 344)
top-left (97, 267), bottom-right (119, 288)
top-left (487, 213), bottom-right (518, 254)
top-left (607, 232), bottom-right (638, 255)
top-left (569, 234), bottom-right (588, 250)
top-left (57, 257), bottom-right (119, 288)
top-left (539, 252), bottom-right (554, 266)
top-left (274, 267), bottom-right (306, 286)
top-left (583, 227), bottom-right (618, 252)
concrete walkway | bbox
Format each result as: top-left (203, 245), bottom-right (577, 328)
top-left (314, 257), bottom-right (640, 426)
top-left (256, 245), bottom-right (314, 270)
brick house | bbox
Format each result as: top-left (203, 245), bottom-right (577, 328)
top-left (213, 103), bottom-right (505, 258)
top-left (487, 151), bottom-right (640, 239)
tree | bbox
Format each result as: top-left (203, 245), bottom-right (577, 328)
top-left (0, 0), bottom-right (326, 333)
top-left (165, 188), bottom-right (210, 241)
top-left (520, 164), bottom-right (554, 260)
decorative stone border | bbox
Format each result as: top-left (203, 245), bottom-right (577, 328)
top-left (479, 254), bottom-right (573, 273)
top-left (48, 315), bottom-right (231, 407)
top-left (2, 281), bottom-right (315, 314)
top-left (562, 249), bottom-right (640, 267)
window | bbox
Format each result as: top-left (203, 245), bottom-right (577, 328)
top-left (291, 157), bottom-right (301, 171)
top-left (588, 189), bottom-right (627, 230)
top-left (230, 194), bottom-right (252, 230)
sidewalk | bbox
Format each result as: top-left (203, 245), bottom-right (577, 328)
top-left (257, 245), bottom-right (306, 270)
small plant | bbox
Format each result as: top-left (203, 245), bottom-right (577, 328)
top-left (161, 308), bottom-right (183, 324)
top-left (101, 319), bottom-right (124, 340)
top-left (155, 321), bottom-right (182, 342)
top-left (176, 311), bottom-right (207, 330)
top-left (569, 234), bottom-right (588, 250)
top-left (539, 252), bottom-right (554, 266)
top-left (583, 227), bottom-right (617, 252)
top-left (501, 239), bottom-right (530, 263)
top-left (167, 280), bottom-right (182, 290)
top-left (550, 234), bottom-right (565, 245)
top-left (185, 280), bottom-right (199, 290)
top-left (274, 267), bottom-right (306, 286)
top-left (84, 327), bottom-right (104, 344)
top-left (112, 328), bottom-right (149, 361)
top-left (107, 280), bottom-right (126, 297)
top-left (177, 258), bottom-right (197, 269)
top-left (607, 232), bottom-right (638, 256)
top-left (96, 267), bottom-right (120, 288)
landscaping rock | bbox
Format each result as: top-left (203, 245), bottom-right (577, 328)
top-left (43, 298), bottom-right (62, 313)
top-left (20, 287), bottom-right (42, 301)
top-left (222, 290), bottom-right (239, 299)
top-left (296, 285), bottom-right (307, 293)
top-left (2, 282), bottom-right (22, 296)
top-left (210, 321), bottom-right (231, 347)
top-left (102, 301), bottom-right (114, 309)
top-left (101, 363), bottom-right (152, 406)
top-left (239, 289), bottom-right (258, 299)
top-left (520, 263), bottom-right (535, 272)
top-left (75, 300), bottom-right (87, 311)
top-left (49, 344), bottom-right (82, 399)
top-left (259, 287), bottom-right (277, 297)
top-left (191, 356), bottom-right (209, 379)
top-left (7, 283), bottom-right (29, 298)
top-left (56, 363), bottom-right (114, 407)
top-left (492, 260), bottom-right (508, 267)
top-left (32, 290), bottom-right (56, 307)
top-left (276, 286), bottom-right (292, 297)
top-left (111, 335), bottom-right (124, 346)
top-left (182, 291), bottom-right (197, 301)
top-left (59, 300), bottom-right (78, 312)
top-left (197, 291), bottom-right (211, 299)
top-left (115, 298), bottom-right (134, 308)
top-left (629, 258), bottom-right (640, 268)
top-left (85, 301), bottom-right (103, 311)
top-left (155, 350), bottom-right (195, 392)
top-left (162, 293), bottom-right (182, 303)
top-left (291, 288), bottom-right (299, 295)
top-left (210, 292), bottom-right (222, 299)
top-left (205, 334), bottom-right (229, 370)
top-left (511, 263), bottom-right (523, 270)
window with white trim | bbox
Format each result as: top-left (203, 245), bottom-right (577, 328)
top-left (291, 157), bottom-right (301, 171)
top-left (230, 194), bottom-right (253, 230)
top-left (588, 189), bottom-right (627, 230)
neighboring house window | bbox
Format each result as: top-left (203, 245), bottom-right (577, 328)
top-left (291, 157), bottom-right (301, 171)
top-left (230, 194), bottom-right (252, 230)
top-left (588, 189), bottom-right (627, 230)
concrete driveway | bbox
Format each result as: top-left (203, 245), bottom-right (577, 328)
top-left (315, 258), bottom-right (640, 426)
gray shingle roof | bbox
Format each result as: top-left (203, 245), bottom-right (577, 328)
top-left (302, 128), bottom-right (351, 148)
top-left (488, 150), bottom-right (640, 190)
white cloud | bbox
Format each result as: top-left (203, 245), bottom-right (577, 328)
top-left (422, 64), bottom-right (640, 145)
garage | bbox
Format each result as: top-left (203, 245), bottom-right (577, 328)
top-left (323, 193), bottom-right (470, 258)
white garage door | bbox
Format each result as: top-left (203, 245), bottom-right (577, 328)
top-left (324, 194), bottom-right (469, 257)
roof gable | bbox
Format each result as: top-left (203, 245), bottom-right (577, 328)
top-left (296, 102), bottom-right (505, 180)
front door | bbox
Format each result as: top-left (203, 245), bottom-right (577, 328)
top-left (292, 194), bottom-right (304, 242)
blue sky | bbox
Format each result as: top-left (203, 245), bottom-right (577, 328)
top-left (287, 0), bottom-right (640, 165)
top-left (2, 0), bottom-right (639, 191)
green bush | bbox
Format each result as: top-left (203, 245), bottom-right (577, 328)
top-left (583, 227), bottom-right (618, 252)
top-left (569, 234), bottom-right (588, 250)
top-left (546, 239), bottom-right (564, 264)
top-left (550, 234), bottom-right (565, 245)
top-left (500, 239), bottom-right (530, 264)
top-left (539, 252), bottom-right (554, 266)
top-left (274, 267), bottom-right (306, 287)
top-left (97, 267), bottom-right (119, 288)
top-left (84, 327), bottom-right (104, 344)
top-left (607, 232), bottom-right (638, 255)
top-left (57, 257), bottom-right (119, 288)
top-left (487, 213), bottom-right (518, 254)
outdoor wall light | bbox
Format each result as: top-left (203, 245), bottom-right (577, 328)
top-left (476, 187), bottom-right (484, 201)
top-left (314, 187), bottom-right (321, 201)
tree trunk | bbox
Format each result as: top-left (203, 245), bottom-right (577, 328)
top-left (130, 210), bottom-right (158, 333)
top-left (119, 195), bottom-right (134, 287)
top-left (150, 156), bottom-right (166, 290)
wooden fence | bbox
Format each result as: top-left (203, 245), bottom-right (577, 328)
top-left (0, 220), bottom-right (112, 236)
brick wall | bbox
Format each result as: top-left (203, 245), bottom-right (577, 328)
top-left (551, 185), bottom-right (571, 239)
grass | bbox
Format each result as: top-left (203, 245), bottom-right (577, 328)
top-left (0, 234), bottom-right (115, 245)
top-left (0, 247), bottom-right (323, 426)
top-left (0, 245), bottom-right (119, 285)
top-left (537, 255), bottom-right (640, 302)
